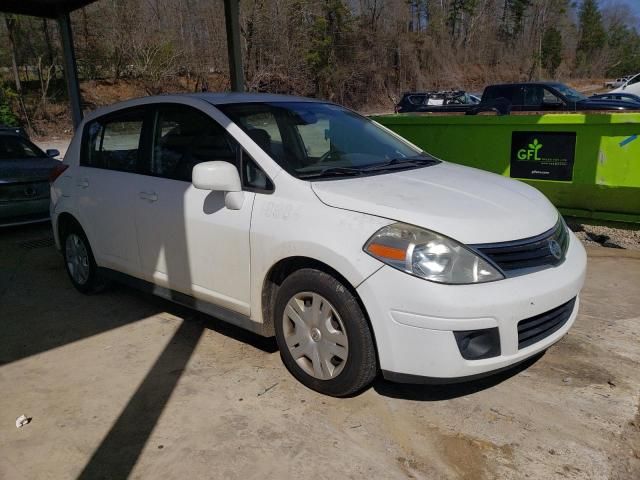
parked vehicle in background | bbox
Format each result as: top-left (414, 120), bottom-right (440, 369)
top-left (395, 91), bottom-right (479, 113)
top-left (605, 77), bottom-right (629, 89)
top-left (51, 93), bottom-right (587, 396)
top-left (611, 73), bottom-right (640, 96)
top-left (0, 124), bottom-right (28, 138)
top-left (590, 92), bottom-right (640, 104)
top-left (0, 130), bottom-right (60, 226)
top-left (480, 82), bottom-right (640, 112)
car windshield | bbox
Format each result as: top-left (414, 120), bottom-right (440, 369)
top-left (0, 135), bottom-right (45, 160)
top-left (552, 84), bottom-right (587, 102)
top-left (217, 102), bottom-right (438, 179)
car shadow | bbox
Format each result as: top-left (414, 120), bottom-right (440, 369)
top-left (372, 352), bottom-right (545, 401)
top-left (1, 222), bottom-right (278, 480)
top-left (76, 317), bottom-right (204, 480)
top-left (0, 224), bottom-right (161, 367)
top-left (125, 284), bottom-right (278, 354)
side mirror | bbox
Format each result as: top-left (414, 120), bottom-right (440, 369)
top-left (46, 149), bottom-right (60, 158)
top-left (192, 161), bottom-right (244, 210)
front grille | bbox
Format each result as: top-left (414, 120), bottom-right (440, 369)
top-left (517, 297), bottom-right (576, 349)
top-left (472, 220), bottom-right (569, 276)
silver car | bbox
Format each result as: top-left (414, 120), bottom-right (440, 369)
top-left (0, 129), bottom-right (60, 226)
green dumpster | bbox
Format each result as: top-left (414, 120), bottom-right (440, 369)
top-left (372, 113), bottom-right (640, 224)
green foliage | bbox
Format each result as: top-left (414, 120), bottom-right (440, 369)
top-left (448, 0), bottom-right (478, 38)
top-left (606, 23), bottom-right (640, 77)
top-left (500, 0), bottom-right (532, 40)
top-left (542, 27), bottom-right (563, 77)
top-left (577, 0), bottom-right (606, 60)
top-left (0, 86), bottom-right (19, 127)
top-left (305, 0), bottom-right (351, 96)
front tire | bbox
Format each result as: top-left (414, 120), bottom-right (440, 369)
top-left (62, 224), bottom-right (104, 294)
top-left (274, 268), bottom-right (377, 397)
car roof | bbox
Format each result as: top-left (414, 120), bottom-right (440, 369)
top-left (189, 92), bottom-right (324, 105)
top-left (486, 82), bottom-right (562, 88)
top-left (82, 92), bottom-right (327, 124)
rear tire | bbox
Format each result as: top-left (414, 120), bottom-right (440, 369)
top-left (62, 224), bottom-right (105, 294)
top-left (274, 268), bottom-right (377, 397)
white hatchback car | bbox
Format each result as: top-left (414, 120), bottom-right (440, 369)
top-left (50, 93), bottom-right (587, 396)
top-left (611, 72), bottom-right (640, 96)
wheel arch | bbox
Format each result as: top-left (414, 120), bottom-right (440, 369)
top-left (56, 212), bottom-right (83, 244)
top-left (261, 256), bottom-right (378, 357)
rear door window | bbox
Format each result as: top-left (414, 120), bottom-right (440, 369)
top-left (82, 108), bottom-right (145, 172)
top-left (484, 86), bottom-right (512, 101)
top-left (406, 95), bottom-right (427, 106)
top-left (523, 86), bottom-right (544, 108)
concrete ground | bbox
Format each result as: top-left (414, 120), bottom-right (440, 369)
top-left (0, 224), bottom-right (638, 480)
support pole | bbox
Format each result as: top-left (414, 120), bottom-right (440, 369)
top-left (223, 0), bottom-right (244, 92)
top-left (57, 12), bottom-right (83, 128)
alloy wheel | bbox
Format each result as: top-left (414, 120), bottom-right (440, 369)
top-left (65, 233), bottom-right (90, 285)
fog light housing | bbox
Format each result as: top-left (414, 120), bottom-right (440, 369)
top-left (453, 328), bottom-right (501, 360)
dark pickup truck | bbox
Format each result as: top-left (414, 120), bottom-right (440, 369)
top-left (474, 82), bottom-right (640, 113)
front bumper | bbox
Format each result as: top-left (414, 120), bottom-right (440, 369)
top-left (356, 230), bottom-right (587, 380)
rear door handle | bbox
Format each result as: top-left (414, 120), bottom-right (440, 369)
top-left (77, 179), bottom-right (89, 188)
top-left (139, 191), bottom-right (158, 202)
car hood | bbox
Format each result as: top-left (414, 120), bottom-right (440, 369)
top-left (0, 157), bottom-right (60, 184)
top-left (311, 162), bottom-right (559, 244)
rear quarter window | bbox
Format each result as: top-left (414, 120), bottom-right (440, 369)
top-left (406, 95), bottom-right (427, 106)
top-left (483, 86), bottom-right (511, 101)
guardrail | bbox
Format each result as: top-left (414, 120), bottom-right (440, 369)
top-left (372, 112), bottom-right (640, 224)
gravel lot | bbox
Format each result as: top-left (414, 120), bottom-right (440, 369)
top-left (566, 218), bottom-right (640, 251)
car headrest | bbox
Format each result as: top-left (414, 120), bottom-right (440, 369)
top-left (247, 128), bottom-right (272, 154)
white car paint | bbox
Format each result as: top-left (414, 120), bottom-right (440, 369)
top-left (311, 161), bottom-right (558, 244)
top-left (51, 93), bottom-right (587, 384)
top-left (75, 167), bottom-right (143, 277)
top-left (358, 232), bottom-right (585, 378)
top-left (134, 177), bottom-right (254, 315)
top-left (611, 72), bottom-right (640, 95)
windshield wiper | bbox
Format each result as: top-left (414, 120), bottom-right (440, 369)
top-left (359, 157), bottom-right (438, 172)
top-left (297, 156), bottom-right (439, 179)
top-left (297, 166), bottom-right (364, 179)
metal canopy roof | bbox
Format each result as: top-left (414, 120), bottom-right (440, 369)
top-left (1, 0), bottom-right (99, 19)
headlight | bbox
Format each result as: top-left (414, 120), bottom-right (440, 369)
top-left (364, 223), bottom-right (504, 284)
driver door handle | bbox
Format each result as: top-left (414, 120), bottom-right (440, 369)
top-left (139, 191), bottom-right (158, 202)
top-left (77, 179), bottom-right (89, 188)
